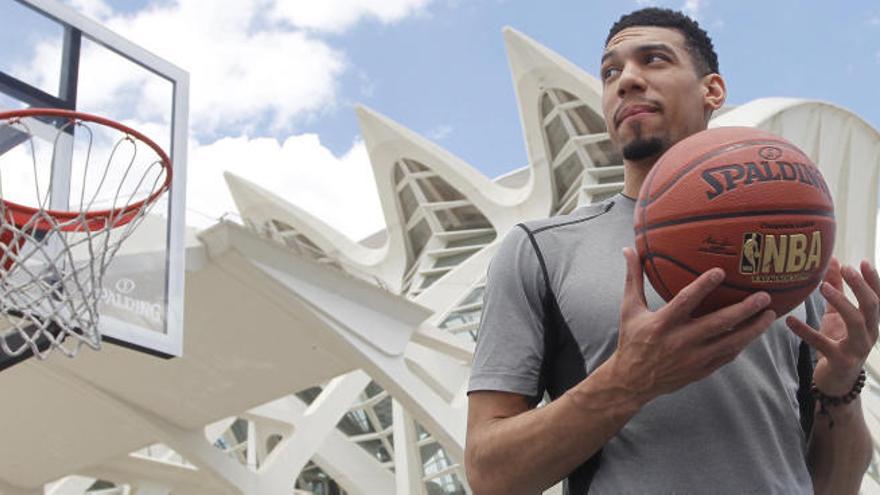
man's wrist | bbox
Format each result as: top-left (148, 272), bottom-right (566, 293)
top-left (812, 369), bottom-right (866, 429)
top-left (815, 366), bottom-right (866, 397)
top-left (566, 354), bottom-right (652, 417)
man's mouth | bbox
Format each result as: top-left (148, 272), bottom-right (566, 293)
top-left (615, 104), bottom-right (659, 128)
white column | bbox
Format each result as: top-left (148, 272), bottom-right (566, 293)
top-left (392, 400), bottom-right (424, 495)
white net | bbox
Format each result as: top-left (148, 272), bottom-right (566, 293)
top-left (0, 110), bottom-right (169, 359)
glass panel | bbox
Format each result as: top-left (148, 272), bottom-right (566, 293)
top-left (398, 185), bottom-right (419, 222)
top-left (583, 140), bottom-right (622, 167)
top-left (587, 189), bottom-right (619, 204)
top-left (418, 176), bottom-right (464, 202)
top-left (419, 441), bottom-right (443, 464)
top-left (436, 205), bottom-right (491, 231)
top-left (404, 158), bottom-right (430, 172)
top-left (439, 308), bottom-right (482, 329)
top-left (544, 115), bottom-right (569, 160)
top-left (295, 386), bottom-right (323, 405)
top-left (0, 2), bottom-right (65, 98)
top-left (420, 272), bottom-right (446, 289)
top-left (433, 251), bottom-right (475, 269)
top-left (566, 105), bottom-right (606, 135)
top-left (87, 480), bottom-right (117, 491)
top-left (296, 461), bottom-right (349, 495)
top-left (358, 439), bottom-right (392, 462)
top-left (408, 218), bottom-right (432, 260)
top-left (266, 434), bottom-right (283, 454)
top-left (231, 418), bottom-right (249, 444)
top-left (271, 219), bottom-right (295, 232)
top-left (554, 153), bottom-right (583, 199)
top-left (77, 37), bottom-right (174, 151)
top-left (364, 381), bottom-right (384, 398)
top-left (394, 161), bottom-right (406, 184)
top-left (540, 92), bottom-right (554, 118)
top-left (425, 475), bottom-right (468, 495)
top-left (337, 409), bottom-right (375, 436)
top-left (374, 396), bottom-right (393, 429)
top-left (461, 286), bottom-right (485, 305)
top-left (552, 88), bottom-right (579, 103)
top-left (446, 232), bottom-right (496, 248)
top-left (415, 422), bottom-right (431, 441)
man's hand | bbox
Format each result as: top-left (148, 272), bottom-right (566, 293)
top-left (610, 248), bottom-right (777, 401)
top-left (786, 257), bottom-right (880, 395)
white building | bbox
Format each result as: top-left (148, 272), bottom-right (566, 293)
top-left (2, 27), bottom-right (879, 495)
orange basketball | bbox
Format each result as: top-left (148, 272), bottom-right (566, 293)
top-left (634, 127), bottom-right (836, 317)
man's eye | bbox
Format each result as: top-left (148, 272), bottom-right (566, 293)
top-left (646, 54), bottom-right (667, 63)
top-left (602, 67), bottom-right (620, 81)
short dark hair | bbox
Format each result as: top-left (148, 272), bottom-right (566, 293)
top-left (606, 8), bottom-right (719, 76)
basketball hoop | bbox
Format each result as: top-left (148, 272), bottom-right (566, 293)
top-left (0, 108), bottom-right (172, 359)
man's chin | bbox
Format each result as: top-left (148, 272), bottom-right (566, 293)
top-left (622, 137), bottom-right (666, 161)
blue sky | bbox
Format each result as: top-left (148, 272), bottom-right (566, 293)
top-left (305, 0), bottom-right (880, 179)
top-left (2, 0), bottom-right (879, 238)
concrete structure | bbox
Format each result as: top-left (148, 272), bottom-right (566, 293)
top-left (1, 28), bottom-right (879, 495)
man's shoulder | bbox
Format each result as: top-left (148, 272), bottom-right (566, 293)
top-left (516, 199), bottom-right (616, 238)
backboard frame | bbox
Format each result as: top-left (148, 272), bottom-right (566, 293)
top-left (0, 0), bottom-right (189, 359)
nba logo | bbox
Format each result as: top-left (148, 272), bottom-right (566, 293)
top-left (740, 233), bottom-right (763, 274)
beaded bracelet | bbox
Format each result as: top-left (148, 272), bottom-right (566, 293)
top-left (811, 369), bottom-right (867, 429)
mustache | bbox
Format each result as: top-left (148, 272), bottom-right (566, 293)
top-left (613, 99), bottom-right (663, 128)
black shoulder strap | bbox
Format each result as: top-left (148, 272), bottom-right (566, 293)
top-left (796, 298), bottom-right (817, 436)
top-left (516, 222), bottom-right (602, 493)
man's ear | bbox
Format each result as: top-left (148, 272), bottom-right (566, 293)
top-left (702, 73), bottom-right (727, 113)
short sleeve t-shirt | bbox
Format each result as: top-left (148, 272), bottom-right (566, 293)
top-left (468, 194), bottom-right (822, 494)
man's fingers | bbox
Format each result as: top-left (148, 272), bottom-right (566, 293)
top-left (820, 280), bottom-right (867, 338)
top-left (824, 257), bottom-right (842, 315)
top-left (825, 256), bottom-right (843, 291)
top-left (862, 260), bottom-right (880, 300)
top-left (691, 291), bottom-right (772, 341)
top-left (841, 264), bottom-right (880, 344)
top-left (786, 315), bottom-right (836, 358)
top-left (659, 267), bottom-right (726, 321)
top-left (706, 309), bottom-right (777, 356)
top-left (621, 247), bottom-right (648, 316)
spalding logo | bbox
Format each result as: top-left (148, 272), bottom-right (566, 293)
top-left (758, 146), bottom-right (783, 160)
top-left (115, 278), bottom-right (136, 294)
top-left (739, 231), bottom-right (822, 283)
top-left (702, 160), bottom-right (831, 200)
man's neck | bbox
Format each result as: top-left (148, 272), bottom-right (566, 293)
top-left (622, 156), bottom-right (660, 198)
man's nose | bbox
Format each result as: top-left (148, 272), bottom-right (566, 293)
top-left (616, 63), bottom-right (647, 98)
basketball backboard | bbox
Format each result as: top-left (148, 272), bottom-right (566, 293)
top-left (0, 0), bottom-right (188, 363)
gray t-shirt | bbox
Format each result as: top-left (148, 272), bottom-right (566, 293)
top-left (469, 194), bottom-right (822, 494)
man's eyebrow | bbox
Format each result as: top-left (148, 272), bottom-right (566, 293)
top-left (600, 42), bottom-right (676, 64)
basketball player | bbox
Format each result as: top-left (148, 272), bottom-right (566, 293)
top-left (465, 8), bottom-right (876, 494)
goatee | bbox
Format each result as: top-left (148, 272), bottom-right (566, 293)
top-left (621, 123), bottom-right (667, 161)
top-left (622, 137), bottom-right (665, 161)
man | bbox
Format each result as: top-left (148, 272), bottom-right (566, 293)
top-left (465, 8), bottom-right (876, 495)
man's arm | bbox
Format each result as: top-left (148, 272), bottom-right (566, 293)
top-left (787, 259), bottom-right (880, 494)
top-left (465, 248), bottom-right (776, 495)
top-left (807, 398), bottom-right (873, 495)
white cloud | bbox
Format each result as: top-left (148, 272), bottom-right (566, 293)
top-left (271, 0), bottom-right (433, 33)
top-left (14, 0), bottom-right (432, 238)
top-left (66, 0), bottom-right (112, 19)
top-left (682, 0), bottom-right (702, 18)
top-left (188, 135), bottom-right (384, 241)
top-left (635, 0), bottom-right (656, 6)
top-left (426, 124), bottom-right (453, 141)
top-left (94, 0), bottom-right (346, 136)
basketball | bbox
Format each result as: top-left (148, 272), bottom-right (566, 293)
top-left (634, 127), bottom-right (836, 317)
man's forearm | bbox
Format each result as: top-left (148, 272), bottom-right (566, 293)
top-left (466, 355), bottom-right (648, 495)
top-left (807, 397), bottom-right (873, 495)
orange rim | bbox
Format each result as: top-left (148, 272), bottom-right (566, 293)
top-left (0, 108), bottom-right (172, 232)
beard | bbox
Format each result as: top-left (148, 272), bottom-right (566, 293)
top-left (620, 122), bottom-right (668, 161)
